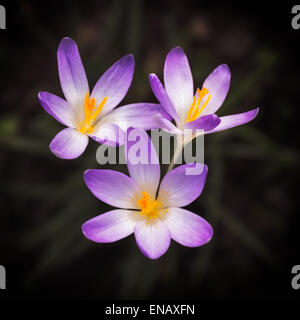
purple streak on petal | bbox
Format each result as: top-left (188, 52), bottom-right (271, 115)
top-left (164, 207), bottom-right (213, 247)
top-left (49, 127), bottom-right (88, 159)
top-left (158, 163), bottom-right (208, 207)
top-left (57, 37), bottom-right (89, 107)
top-left (82, 209), bottom-right (136, 243)
top-left (38, 91), bottom-right (75, 127)
top-left (91, 54), bottom-right (134, 118)
top-left (134, 220), bottom-right (171, 259)
top-left (201, 64), bottom-right (231, 115)
top-left (185, 114), bottom-right (221, 131)
top-left (125, 128), bottom-right (160, 198)
top-left (90, 123), bottom-right (125, 146)
top-left (164, 47), bottom-right (194, 121)
top-left (149, 73), bottom-right (179, 122)
top-left (84, 169), bottom-right (140, 209)
top-left (103, 103), bottom-right (172, 132)
top-left (205, 108), bottom-right (259, 134)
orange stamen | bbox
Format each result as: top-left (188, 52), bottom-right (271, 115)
top-left (137, 191), bottom-right (167, 221)
top-left (186, 87), bottom-right (211, 123)
top-left (79, 93), bottom-right (108, 134)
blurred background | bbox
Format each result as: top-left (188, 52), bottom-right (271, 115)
top-left (0, 0), bottom-right (299, 299)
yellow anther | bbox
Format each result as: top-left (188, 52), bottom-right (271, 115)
top-left (90, 96), bottom-right (108, 124)
top-left (186, 87), bottom-right (211, 123)
top-left (79, 93), bottom-right (108, 134)
top-left (186, 96), bottom-right (196, 123)
top-left (137, 191), bottom-right (167, 220)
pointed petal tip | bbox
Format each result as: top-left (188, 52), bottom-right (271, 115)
top-left (37, 91), bottom-right (44, 103)
top-left (206, 64), bottom-right (231, 82)
top-left (119, 53), bottom-right (135, 66)
top-left (171, 46), bottom-right (183, 51)
top-left (58, 37), bottom-right (77, 49)
top-left (149, 73), bottom-right (157, 80)
top-left (220, 63), bottom-right (230, 69)
top-left (207, 225), bottom-right (214, 242)
top-left (38, 91), bottom-right (52, 102)
top-left (38, 91), bottom-right (48, 101)
top-left (83, 168), bottom-right (93, 177)
top-left (205, 107), bottom-right (260, 134)
top-left (244, 107), bottom-right (260, 121)
top-left (81, 223), bottom-right (89, 237)
top-left (167, 46), bottom-right (185, 57)
top-left (83, 169), bottom-right (100, 184)
top-left (253, 107), bottom-right (260, 117)
top-left (186, 162), bottom-right (208, 176)
top-left (145, 254), bottom-right (164, 260)
top-left (124, 53), bottom-right (134, 58)
top-left (184, 162), bottom-right (208, 173)
top-left (215, 63), bottom-right (231, 75)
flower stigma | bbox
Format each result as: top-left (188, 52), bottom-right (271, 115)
top-left (137, 191), bottom-right (167, 221)
top-left (78, 92), bottom-right (108, 134)
top-left (186, 87), bottom-right (211, 123)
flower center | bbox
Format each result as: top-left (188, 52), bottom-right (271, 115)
top-left (186, 87), bottom-right (211, 123)
top-left (78, 92), bottom-right (108, 134)
top-left (137, 191), bottom-right (167, 220)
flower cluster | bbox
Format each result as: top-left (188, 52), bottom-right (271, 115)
top-left (39, 37), bottom-right (258, 259)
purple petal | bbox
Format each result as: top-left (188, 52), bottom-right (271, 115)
top-left (149, 73), bottom-right (179, 122)
top-left (91, 54), bottom-right (134, 118)
top-left (185, 114), bottom-right (221, 131)
top-left (90, 123), bottom-right (125, 146)
top-left (103, 103), bottom-right (172, 132)
top-left (82, 209), bottom-right (136, 243)
top-left (151, 115), bottom-right (182, 134)
top-left (158, 163), bottom-right (208, 207)
top-left (164, 47), bottom-right (194, 122)
top-left (134, 220), bottom-right (171, 259)
top-left (57, 37), bottom-right (89, 108)
top-left (38, 91), bottom-right (75, 127)
top-left (201, 64), bottom-right (231, 115)
top-left (49, 127), bottom-right (88, 159)
top-left (205, 108), bottom-right (259, 134)
top-left (84, 169), bottom-right (140, 209)
top-left (164, 207), bottom-right (213, 247)
top-left (125, 128), bottom-right (160, 199)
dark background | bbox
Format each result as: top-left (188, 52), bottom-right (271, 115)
top-left (0, 0), bottom-right (299, 299)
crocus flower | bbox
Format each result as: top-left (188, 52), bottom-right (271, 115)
top-left (82, 128), bottom-right (213, 259)
top-left (149, 47), bottom-right (259, 136)
top-left (38, 37), bottom-right (169, 159)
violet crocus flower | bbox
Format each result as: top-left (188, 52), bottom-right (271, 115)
top-left (149, 47), bottom-right (259, 135)
top-left (38, 37), bottom-right (168, 159)
top-left (82, 128), bottom-right (213, 259)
